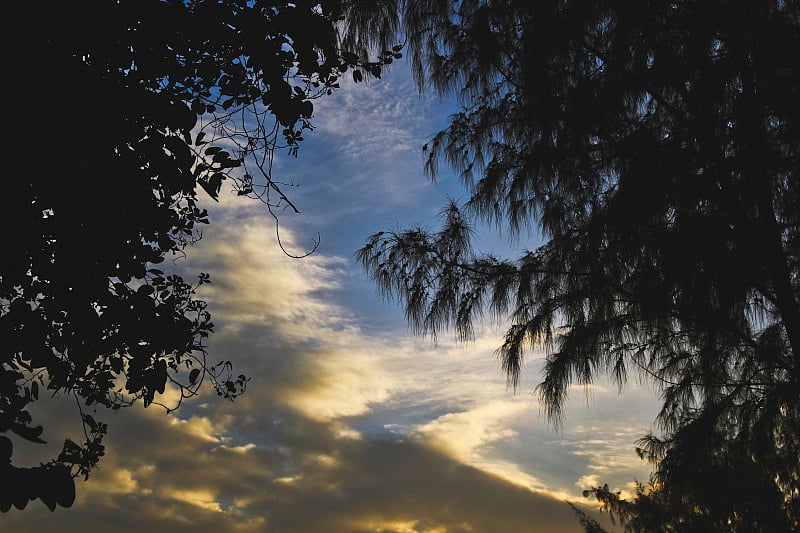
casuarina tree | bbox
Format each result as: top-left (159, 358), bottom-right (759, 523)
top-left (352, 1), bottom-right (800, 529)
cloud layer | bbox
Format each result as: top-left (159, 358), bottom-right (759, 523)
top-left (5, 214), bottom-right (636, 531)
top-left (7, 61), bottom-right (658, 531)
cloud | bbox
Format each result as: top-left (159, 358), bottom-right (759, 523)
top-left (417, 399), bottom-right (524, 457)
top-left (413, 397), bottom-right (555, 495)
top-left (260, 61), bottom-right (461, 256)
top-left (4, 215), bottom-right (629, 531)
top-left (3, 405), bottom-right (598, 532)
top-left (284, 349), bottom-right (392, 422)
top-left (188, 204), bottom-right (350, 338)
top-left (576, 474), bottom-right (601, 490)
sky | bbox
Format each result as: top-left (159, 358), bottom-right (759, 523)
top-left (6, 62), bottom-right (661, 532)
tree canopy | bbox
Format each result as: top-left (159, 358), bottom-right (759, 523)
top-left (353, 1), bottom-right (800, 529)
top-left (2, 0), bottom-right (397, 511)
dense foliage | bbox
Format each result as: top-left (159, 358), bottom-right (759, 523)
top-left (2, 0), bottom-right (396, 511)
top-left (353, 1), bottom-right (800, 529)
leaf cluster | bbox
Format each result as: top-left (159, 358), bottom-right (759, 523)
top-left (3, 0), bottom-right (392, 510)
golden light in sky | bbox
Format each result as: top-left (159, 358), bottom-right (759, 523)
top-left (6, 63), bottom-right (657, 533)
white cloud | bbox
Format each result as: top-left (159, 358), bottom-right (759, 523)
top-left (284, 350), bottom-right (393, 421)
top-left (416, 399), bottom-right (525, 460)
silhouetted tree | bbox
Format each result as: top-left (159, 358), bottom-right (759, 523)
top-left (573, 479), bottom-right (749, 533)
top-left (352, 1), bottom-right (800, 529)
top-left (2, 0), bottom-right (397, 511)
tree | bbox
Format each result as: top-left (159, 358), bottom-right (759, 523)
top-left (2, 0), bottom-right (397, 511)
top-left (352, 1), bottom-right (800, 529)
top-left (570, 479), bottom-right (750, 532)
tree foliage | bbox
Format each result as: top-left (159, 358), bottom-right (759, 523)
top-left (352, 0), bottom-right (800, 529)
top-left (573, 478), bottom-right (791, 533)
top-left (2, 0), bottom-right (397, 511)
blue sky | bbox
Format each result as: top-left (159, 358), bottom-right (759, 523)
top-left (7, 61), bottom-right (660, 532)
